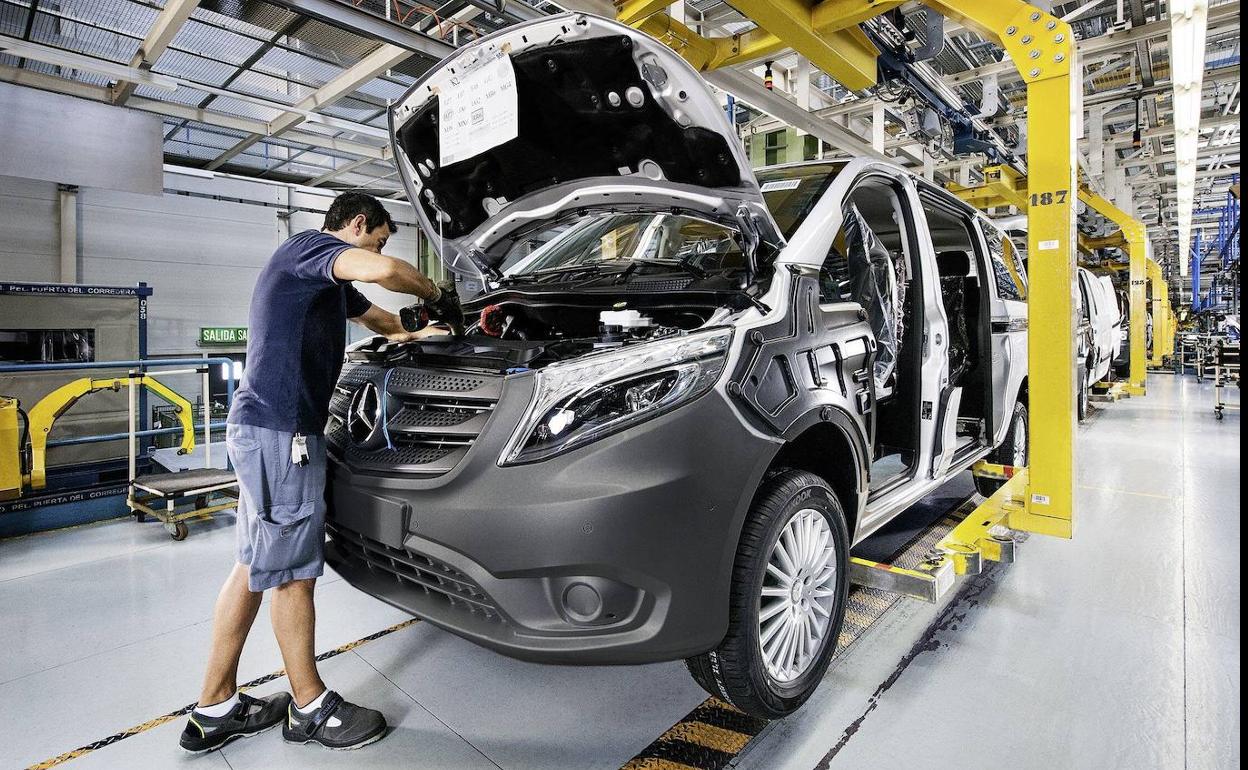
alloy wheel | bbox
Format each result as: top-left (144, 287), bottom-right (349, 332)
top-left (758, 507), bottom-right (839, 684)
top-left (1012, 412), bottom-right (1028, 467)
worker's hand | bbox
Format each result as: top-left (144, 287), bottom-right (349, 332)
top-left (425, 280), bottom-right (465, 336)
top-left (384, 324), bottom-right (452, 343)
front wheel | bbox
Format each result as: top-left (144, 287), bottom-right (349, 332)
top-left (976, 400), bottom-right (1029, 497)
top-left (685, 470), bottom-right (850, 719)
top-left (1077, 366), bottom-right (1090, 423)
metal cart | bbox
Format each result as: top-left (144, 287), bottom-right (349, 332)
top-left (1214, 340), bottom-right (1240, 421)
top-left (123, 364), bottom-right (238, 539)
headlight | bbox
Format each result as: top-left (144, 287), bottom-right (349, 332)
top-left (500, 329), bottom-right (732, 465)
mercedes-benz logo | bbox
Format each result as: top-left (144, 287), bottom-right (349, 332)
top-left (347, 381), bottom-right (385, 448)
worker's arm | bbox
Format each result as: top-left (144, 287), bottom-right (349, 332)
top-left (352, 304), bottom-right (448, 342)
top-left (333, 248), bottom-right (440, 300)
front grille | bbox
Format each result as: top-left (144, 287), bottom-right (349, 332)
top-left (327, 363), bottom-right (501, 476)
top-left (329, 525), bottom-right (503, 622)
top-left (387, 369), bottom-right (487, 393)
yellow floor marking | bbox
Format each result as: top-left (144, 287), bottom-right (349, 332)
top-left (667, 721), bottom-right (754, 754)
top-left (619, 759), bottom-right (704, 770)
top-left (25, 619), bottom-right (419, 770)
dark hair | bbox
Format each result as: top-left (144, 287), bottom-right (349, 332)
top-left (323, 192), bottom-right (398, 234)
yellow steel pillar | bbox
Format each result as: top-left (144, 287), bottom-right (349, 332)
top-left (867, 2), bottom-right (1082, 537)
top-left (930, 2), bottom-right (1080, 538)
top-left (1146, 257), bottom-right (1174, 367)
top-left (1078, 189), bottom-right (1149, 394)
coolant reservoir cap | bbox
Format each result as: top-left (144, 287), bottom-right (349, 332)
top-left (599, 309), bottom-right (652, 329)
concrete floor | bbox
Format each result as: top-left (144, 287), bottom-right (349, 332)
top-left (0, 375), bottom-right (1237, 770)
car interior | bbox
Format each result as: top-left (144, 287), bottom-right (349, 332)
top-left (821, 179), bottom-right (922, 495)
top-left (920, 193), bottom-right (993, 459)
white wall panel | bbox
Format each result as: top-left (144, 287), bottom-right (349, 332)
top-left (78, 186), bottom-right (279, 355)
top-left (0, 176), bottom-right (59, 283)
top-left (0, 169), bottom-right (435, 356)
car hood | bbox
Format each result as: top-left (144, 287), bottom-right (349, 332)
top-left (389, 12), bottom-right (781, 281)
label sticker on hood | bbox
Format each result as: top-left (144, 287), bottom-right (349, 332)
top-left (439, 49), bottom-right (519, 167)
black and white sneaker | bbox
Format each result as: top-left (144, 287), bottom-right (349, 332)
top-left (282, 690), bottom-right (387, 750)
top-left (179, 692), bottom-right (291, 753)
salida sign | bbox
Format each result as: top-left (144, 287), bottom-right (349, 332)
top-left (200, 327), bottom-right (247, 345)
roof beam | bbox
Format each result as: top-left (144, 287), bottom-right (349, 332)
top-left (204, 43), bottom-right (413, 170)
top-left (0, 62), bottom-right (389, 163)
top-left (307, 157), bottom-right (375, 186)
top-left (265, 0), bottom-right (456, 61)
top-left (0, 33), bottom-right (177, 91)
top-left (112, 0), bottom-right (202, 106)
top-left (1103, 112), bottom-right (1241, 147)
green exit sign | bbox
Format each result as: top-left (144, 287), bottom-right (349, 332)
top-left (200, 327), bottom-right (247, 345)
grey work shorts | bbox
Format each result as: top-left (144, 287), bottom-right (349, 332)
top-left (227, 423), bottom-right (328, 592)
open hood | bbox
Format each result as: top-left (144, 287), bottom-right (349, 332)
top-left (389, 12), bottom-right (781, 282)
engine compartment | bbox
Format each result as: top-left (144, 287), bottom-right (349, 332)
top-left (348, 283), bottom-right (754, 375)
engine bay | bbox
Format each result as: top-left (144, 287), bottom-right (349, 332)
top-left (348, 280), bottom-right (758, 375)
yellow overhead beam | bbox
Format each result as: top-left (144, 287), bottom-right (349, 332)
top-left (726, 0), bottom-right (880, 90)
top-left (948, 165), bottom-right (1030, 211)
top-left (616, 0), bottom-right (886, 88)
top-left (615, 0), bottom-right (673, 25)
top-left (1082, 233), bottom-right (1127, 251)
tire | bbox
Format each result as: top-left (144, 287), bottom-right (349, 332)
top-left (976, 400), bottom-right (1029, 497)
top-left (1077, 368), bottom-right (1089, 423)
top-left (684, 469), bottom-right (850, 719)
top-left (170, 521), bottom-right (189, 541)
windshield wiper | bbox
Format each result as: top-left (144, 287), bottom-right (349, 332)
top-left (502, 262), bottom-right (609, 285)
top-left (614, 257), bottom-right (708, 283)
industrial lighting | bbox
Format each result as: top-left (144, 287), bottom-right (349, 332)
top-left (764, 61), bottom-right (774, 91)
top-left (1169, 0), bottom-right (1210, 277)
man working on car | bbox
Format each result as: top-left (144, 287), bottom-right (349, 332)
top-left (180, 192), bottom-right (462, 753)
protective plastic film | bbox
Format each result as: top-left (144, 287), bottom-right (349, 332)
top-left (842, 204), bottom-right (904, 391)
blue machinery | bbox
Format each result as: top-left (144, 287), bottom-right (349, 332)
top-left (1192, 179), bottom-right (1241, 313)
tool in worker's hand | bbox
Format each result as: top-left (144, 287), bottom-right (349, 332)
top-left (399, 304), bottom-right (432, 333)
top-left (401, 280), bottom-right (465, 336)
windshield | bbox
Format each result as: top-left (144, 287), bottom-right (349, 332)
top-left (497, 213), bottom-right (746, 277)
top-left (758, 163), bottom-right (846, 238)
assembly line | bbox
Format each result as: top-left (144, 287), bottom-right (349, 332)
top-left (0, 0), bottom-right (1239, 768)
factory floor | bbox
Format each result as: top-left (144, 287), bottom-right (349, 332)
top-left (0, 375), bottom-right (1238, 770)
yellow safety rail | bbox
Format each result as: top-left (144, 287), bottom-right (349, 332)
top-left (25, 374), bottom-right (194, 490)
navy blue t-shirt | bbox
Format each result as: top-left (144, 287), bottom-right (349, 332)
top-left (228, 230), bottom-right (373, 434)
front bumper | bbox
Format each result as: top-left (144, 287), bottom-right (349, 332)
top-left (325, 373), bottom-right (777, 665)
